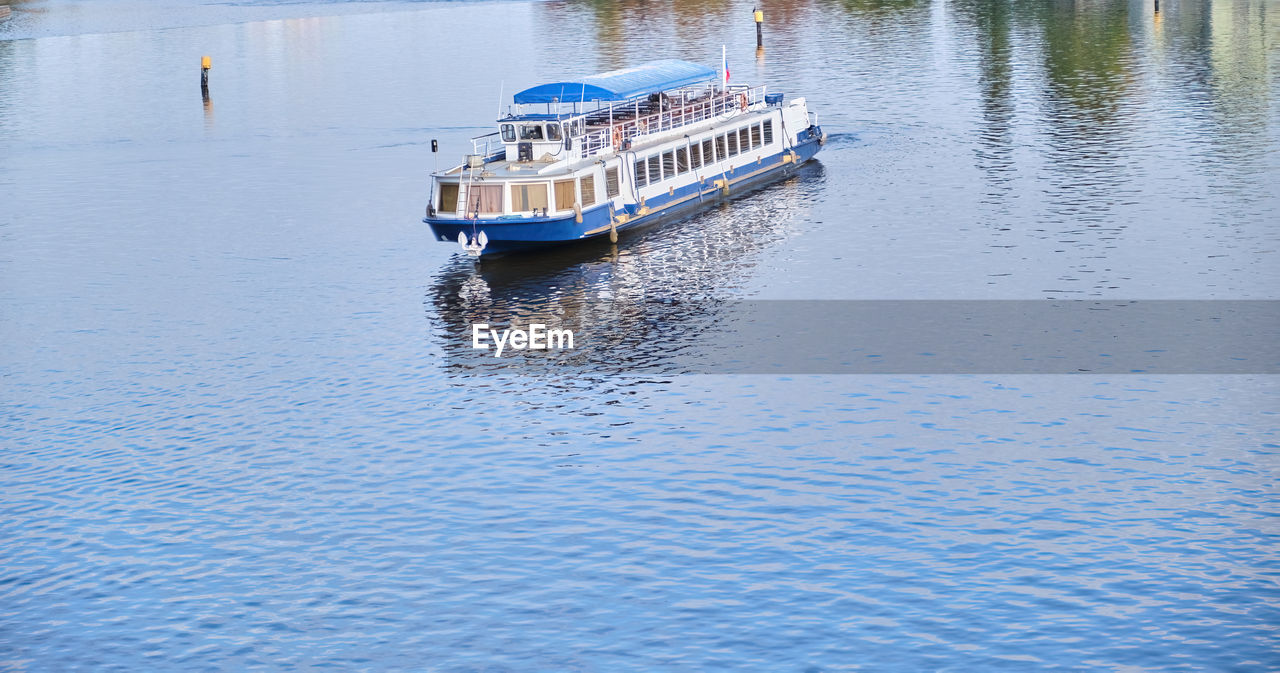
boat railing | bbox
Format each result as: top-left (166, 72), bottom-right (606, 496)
top-left (471, 131), bottom-right (504, 158)
top-left (461, 85), bottom-right (770, 164)
top-left (575, 85), bottom-right (768, 159)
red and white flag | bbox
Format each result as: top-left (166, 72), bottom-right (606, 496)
top-left (721, 45), bottom-right (730, 88)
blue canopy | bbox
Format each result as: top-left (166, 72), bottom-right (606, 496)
top-left (512, 59), bottom-right (717, 105)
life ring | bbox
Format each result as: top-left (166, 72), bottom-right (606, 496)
top-left (612, 126), bottom-right (622, 147)
top-left (738, 93), bottom-right (748, 111)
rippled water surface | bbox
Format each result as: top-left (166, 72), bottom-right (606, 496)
top-left (2, 0), bottom-right (1278, 670)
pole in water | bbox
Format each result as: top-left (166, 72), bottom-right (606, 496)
top-left (1154, 0), bottom-right (1159, 11)
top-left (200, 55), bottom-right (211, 99)
top-left (754, 8), bottom-right (764, 49)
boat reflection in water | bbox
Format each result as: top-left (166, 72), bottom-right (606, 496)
top-left (427, 161), bottom-right (824, 377)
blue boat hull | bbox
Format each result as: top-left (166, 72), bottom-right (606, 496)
top-left (425, 125), bottom-right (824, 256)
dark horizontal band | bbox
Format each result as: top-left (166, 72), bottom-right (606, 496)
top-left (438, 300), bottom-right (1280, 375)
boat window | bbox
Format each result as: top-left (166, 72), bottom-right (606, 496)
top-left (580, 175), bottom-right (596, 207)
top-left (715, 134), bottom-right (727, 160)
top-left (763, 120), bottom-right (773, 145)
top-left (751, 124), bottom-right (762, 149)
top-left (511, 183), bottom-right (549, 212)
top-left (546, 124), bottom-right (562, 142)
top-left (634, 158), bottom-right (647, 188)
top-left (739, 128), bottom-right (751, 152)
top-left (554, 179), bottom-right (576, 211)
top-left (690, 143), bottom-right (702, 170)
top-left (647, 156), bottom-right (661, 184)
top-left (727, 131), bottom-right (738, 157)
top-left (676, 148), bottom-right (689, 174)
top-left (703, 139), bottom-right (714, 164)
top-left (605, 167), bottom-right (620, 198)
top-left (439, 183), bottom-right (459, 212)
top-left (519, 124), bottom-right (544, 141)
top-left (500, 124), bottom-right (516, 143)
top-left (662, 151), bottom-right (675, 179)
top-left (463, 184), bottom-right (502, 215)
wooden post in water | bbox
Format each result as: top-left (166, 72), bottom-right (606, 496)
top-left (754, 8), bottom-right (764, 49)
top-left (0, 5), bottom-right (12, 22)
top-left (1154, 0), bottom-right (1159, 12)
top-left (201, 56), bottom-right (211, 100)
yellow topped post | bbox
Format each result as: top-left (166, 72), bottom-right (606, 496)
top-left (754, 8), bottom-right (764, 49)
top-left (200, 56), bottom-right (211, 99)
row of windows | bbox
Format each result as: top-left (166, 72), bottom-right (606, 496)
top-left (440, 173), bottom-right (597, 215)
top-left (439, 166), bottom-right (622, 216)
top-left (634, 120), bottom-right (774, 188)
top-left (440, 119), bottom-right (777, 214)
top-left (500, 122), bottom-right (563, 143)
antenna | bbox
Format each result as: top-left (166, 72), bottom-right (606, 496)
top-left (497, 80), bottom-right (504, 118)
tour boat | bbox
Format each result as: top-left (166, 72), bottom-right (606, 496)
top-left (424, 58), bottom-right (825, 257)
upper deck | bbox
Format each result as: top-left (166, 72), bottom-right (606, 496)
top-left (457, 84), bottom-right (771, 172)
top-left (451, 59), bottom-right (772, 171)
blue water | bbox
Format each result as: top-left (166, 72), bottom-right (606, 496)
top-left (2, 0), bottom-right (1279, 670)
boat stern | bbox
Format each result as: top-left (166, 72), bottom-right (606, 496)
top-left (425, 210), bottom-right (609, 257)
